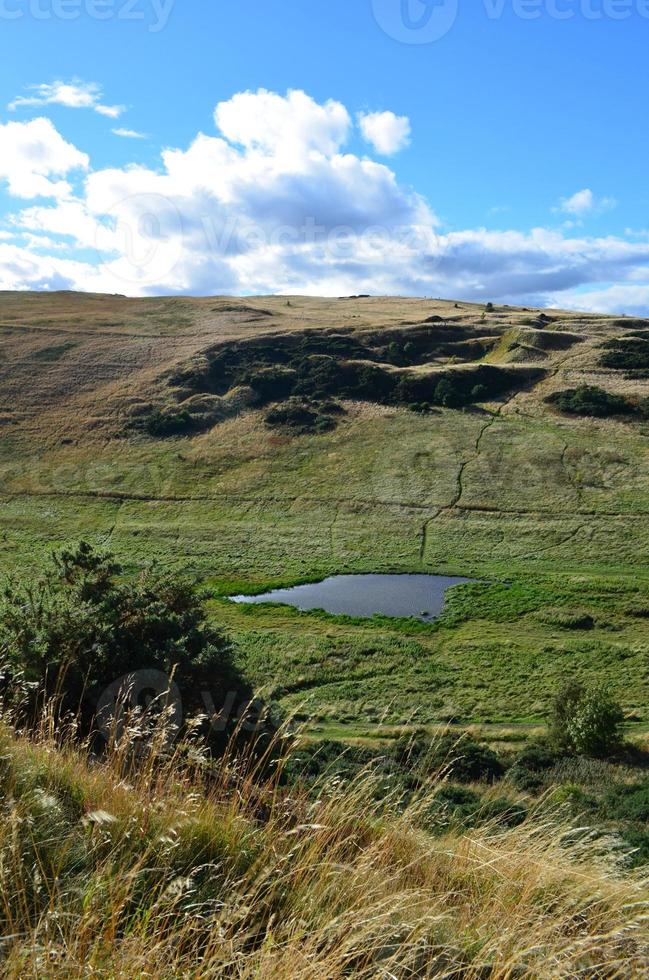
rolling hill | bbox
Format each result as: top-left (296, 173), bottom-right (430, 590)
top-left (2, 290), bottom-right (649, 737)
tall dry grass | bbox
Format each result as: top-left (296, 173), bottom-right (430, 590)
top-left (0, 704), bottom-right (646, 978)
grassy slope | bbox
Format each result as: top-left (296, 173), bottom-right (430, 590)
top-left (2, 291), bottom-right (649, 735)
top-left (0, 719), bottom-right (648, 978)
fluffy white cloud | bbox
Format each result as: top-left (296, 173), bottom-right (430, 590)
top-left (0, 117), bottom-right (88, 199)
top-left (214, 89), bottom-right (351, 157)
top-left (13, 200), bottom-right (109, 249)
top-left (358, 111), bottom-right (411, 155)
top-left (559, 284), bottom-right (649, 316)
top-left (9, 81), bottom-right (124, 118)
top-left (1, 89), bottom-right (648, 313)
top-left (557, 188), bottom-right (616, 217)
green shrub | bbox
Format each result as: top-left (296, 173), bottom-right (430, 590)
top-left (548, 385), bottom-right (632, 418)
top-left (434, 378), bottom-right (464, 408)
top-left (248, 366), bottom-right (297, 403)
top-left (282, 739), bottom-right (387, 788)
top-left (507, 740), bottom-right (560, 791)
top-left (471, 384), bottom-right (489, 402)
top-left (549, 681), bottom-right (624, 758)
top-left (479, 797), bottom-right (528, 828)
top-left (601, 781), bottom-right (649, 823)
top-left (145, 408), bottom-right (195, 437)
top-left (621, 829), bottom-right (649, 867)
top-left (0, 542), bottom-right (248, 736)
top-left (637, 397), bottom-right (649, 419)
top-left (394, 731), bottom-right (505, 784)
top-left (403, 341), bottom-right (417, 363)
top-left (264, 398), bottom-right (340, 434)
top-left (600, 337), bottom-right (649, 371)
top-left (424, 785), bottom-right (527, 830)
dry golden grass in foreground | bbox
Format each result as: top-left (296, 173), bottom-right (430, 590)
top-left (0, 712), bottom-right (647, 978)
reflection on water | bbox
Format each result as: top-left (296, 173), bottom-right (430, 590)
top-left (230, 573), bottom-right (475, 622)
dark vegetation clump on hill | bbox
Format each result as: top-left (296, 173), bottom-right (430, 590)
top-left (264, 397), bottom-right (345, 434)
top-left (144, 406), bottom-right (196, 437)
top-left (548, 385), bottom-right (640, 418)
top-left (200, 336), bottom-right (530, 410)
top-left (140, 326), bottom-right (546, 437)
top-left (600, 334), bottom-right (649, 372)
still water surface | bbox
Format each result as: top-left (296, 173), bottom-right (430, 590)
top-left (230, 573), bottom-right (475, 621)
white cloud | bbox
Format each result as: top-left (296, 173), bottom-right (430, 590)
top-left (14, 199), bottom-right (108, 249)
top-left (112, 128), bottom-right (148, 139)
top-left (214, 88), bottom-right (351, 157)
top-left (559, 284), bottom-right (649, 316)
top-left (1, 89), bottom-right (648, 314)
top-left (0, 117), bottom-right (88, 199)
top-left (556, 188), bottom-right (616, 217)
top-left (358, 111), bottom-right (411, 155)
top-left (9, 81), bottom-right (124, 119)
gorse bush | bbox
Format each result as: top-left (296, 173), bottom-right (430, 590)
top-left (600, 335), bottom-right (649, 371)
top-left (549, 385), bottom-right (633, 418)
top-left (549, 680), bottom-right (624, 758)
top-left (264, 397), bottom-right (341, 434)
top-left (394, 730), bottom-right (505, 784)
top-left (0, 542), bottom-right (249, 737)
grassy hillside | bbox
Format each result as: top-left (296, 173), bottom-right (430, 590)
top-left (2, 291), bottom-right (649, 737)
top-left (0, 716), bottom-right (647, 978)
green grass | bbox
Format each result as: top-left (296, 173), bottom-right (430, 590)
top-left (2, 293), bottom-right (649, 740)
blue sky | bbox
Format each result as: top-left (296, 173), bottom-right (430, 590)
top-left (0, 0), bottom-right (648, 311)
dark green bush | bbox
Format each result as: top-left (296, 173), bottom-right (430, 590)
top-left (247, 366), bottom-right (297, 403)
top-left (434, 378), bottom-right (465, 408)
top-left (424, 785), bottom-right (527, 830)
top-left (471, 384), bottom-right (489, 402)
top-left (145, 409), bottom-right (195, 437)
top-left (282, 739), bottom-right (385, 787)
top-left (0, 542), bottom-right (248, 736)
top-left (637, 397), bottom-right (649, 419)
top-left (601, 781), bottom-right (649, 823)
top-left (600, 337), bottom-right (649, 371)
top-left (549, 385), bottom-right (632, 418)
top-left (264, 398), bottom-right (339, 435)
top-left (394, 731), bottom-right (505, 784)
top-left (621, 829), bottom-right (649, 867)
top-left (479, 797), bottom-right (528, 828)
top-left (507, 740), bottom-right (560, 791)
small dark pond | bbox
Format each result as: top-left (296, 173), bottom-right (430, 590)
top-left (230, 573), bottom-right (475, 622)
